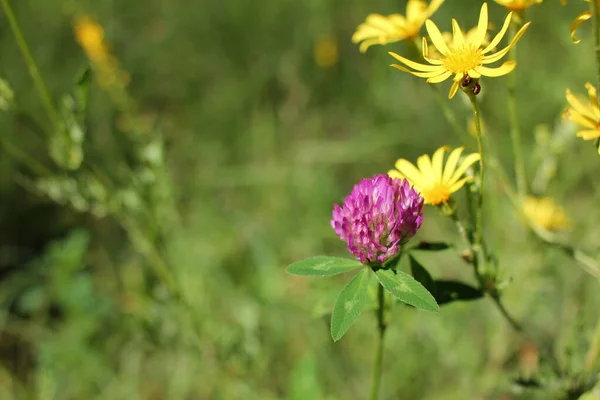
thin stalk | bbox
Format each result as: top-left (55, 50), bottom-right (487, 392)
top-left (507, 19), bottom-right (527, 198)
top-left (0, 0), bottom-right (60, 129)
top-left (466, 92), bottom-right (485, 249)
top-left (592, 0), bottom-right (600, 98)
top-left (369, 284), bottom-right (386, 400)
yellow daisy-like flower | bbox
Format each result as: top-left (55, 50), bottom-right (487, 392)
top-left (388, 146), bottom-right (480, 205)
top-left (570, 1), bottom-right (592, 44)
top-left (352, 0), bottom-right (444, 53)
top-left (523, 196), bottom-right (571, 232)
top-left (494, 0), bottom-right (542, 11)
top-left (563, 82), bottom-right (600, 152)
top-left (388, 3), bottom-right (531, 99)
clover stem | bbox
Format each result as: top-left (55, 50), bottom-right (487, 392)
top-left (369, 283), bottom-right (386, 400)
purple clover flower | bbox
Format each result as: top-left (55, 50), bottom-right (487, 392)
top-left (331, 175), bottom-right (424, 265)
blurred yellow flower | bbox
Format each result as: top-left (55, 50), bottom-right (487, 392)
top-left (74, 17), bottom-right (110, 64)
top-left (523, 196), bottom-right (571, 232)
top-left (563, 82), bottom-right (600, 152)
top-left (570, 3), bottom-right (592, 44)
top-left (314, 35), bottom-right (339, 68)
top-left (388, 3), bottom-right (530, 99)
top-left (494, 0), bottom-right (542, 11)
top-left (73, 16), bottom-right (129, 89)
top-left (352, 0), bottom-right (444, 53)
top-left (388, 146), bottom-right (480, 205)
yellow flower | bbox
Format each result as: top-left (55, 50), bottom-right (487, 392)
top-left (388, 146), bottom-right (480, 205)
top-left (494, 0), bottom-right (542, 11)
top-left (523, 196), bottom-right (571, 232)
top-left (563, 82), bottom-right (600, 152)
top-left (388, 3), bottom-right (531, 99)
top-left (570, 1), bottom-right (592, 44)
top-left (73, 16), bottom-right (129, 89)
top-left (74, 17), bottom-right (110, 64)
top-left (352, 0), bottom-right (444, 53)
top-left (314, 35), bottom-right (339, 68)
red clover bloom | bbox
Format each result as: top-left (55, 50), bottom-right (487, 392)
top-left (331, 175), bottom-right (424, 264)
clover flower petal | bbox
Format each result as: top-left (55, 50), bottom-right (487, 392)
top-left (331, 175), bottom-right (424, 264)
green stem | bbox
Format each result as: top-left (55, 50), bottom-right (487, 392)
top-left (591, 0), bottom-right (600, 98)
top-left (0, 0), bottom-right (60, 129)
top-left (429, 85), bottom-right (472, 145)
top-left (507, 19), bottom-right (527, 198)
top-left (0, 135), bottom-right (53, 177)
top-left (466, 93), bottom-right (485, 249)
top-left (369, 284), bottom-right (386, 400)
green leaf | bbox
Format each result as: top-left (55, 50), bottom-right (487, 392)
top-left (375, 269), bottom-right (439, 312)
top-left (434, 280), bottom-right (482, 306)
top-left (287, 256), bottom-right (363, 277)
top-left (412, 241), bottom-right (452, 251)
top-left (330, 269), bottom-right (371, 341)
top-left (409, 256), bottom-right (436, 295)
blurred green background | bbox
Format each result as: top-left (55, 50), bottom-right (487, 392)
top-left (0, 0), bottom-right (600, 399)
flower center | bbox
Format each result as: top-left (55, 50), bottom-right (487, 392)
top-left (421, 184), bottom-right (452, 206)
top-left (443, 44), bottom-right (483, 74)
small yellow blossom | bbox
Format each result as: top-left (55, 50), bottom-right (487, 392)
top-left (314, 35), bottom-right (339, 68)
top-left (388, 146), bottom-right (480, 205)
top-left (563, 82), bottom-right (600, 152)
top-left (523, 196), bottom-right (571, 232)
top-left (570, 1), bottom-right (592, 44)
top-left (74, 17), bottom-right (110, 64)
top-left (388, 3), bottom-right (530, 99)
top-left (74, 16), bottom-right (129, 89)
top-left (494, 0), bottom-right (542, 11)
top-left (352, 0), bottom-right (444, 53)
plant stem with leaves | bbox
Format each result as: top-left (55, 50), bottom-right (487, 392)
top-left (369, 283), bottom-right (386, 400)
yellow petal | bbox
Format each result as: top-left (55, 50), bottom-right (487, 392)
top-left (431, 146), bottom-right (448, 182)
top-left (358, 38), bottom-right (383, 53)
top-left (566, 109), bottom-right (596, 129)
top-left (585, 82), bottom-right (600, 118)
top-left (482, 12), bottom-right (512, 54)
top-left (467, 68), bottom-right (482, 78)
top-left (452, 19), bottom-right (465, 47)
top-left (365, 14), bottom-right (399, 33)
top-left (482, 22), bottom-right (530, 64)
top-left (391, 64), bottom-right (446, 78)
top-left (448, 80), bottom-right (460, 99)
top-left (406, 0), bottom-right (427, 22)
top-left (442, 146), bottom-right (464, 182)
top-left (577, 129), bottom-right (600, 140)
top-left (566, 89), bottom-right (597, 120)
top-left (417, 154), bottom-right (435, 182)
top-left (388, 51), bottom-right (442, 71)
top-left (425, 19), bottom-right (450, 56)
top-left (395, 159), bottom-right (426, 185)
top-left (426, 70), bottom-right (452, 83)
top-left (448, 176), bottom-right (473, 193)
top-left (472, 2), bottom-right (488, 48)
top-left (448, 153), bottom-right (480, 185)
top-left (476, 61), bottom-right (516, 77)
top-left (571, 10), bottom-right (592, 44)
top-left (426, 0), bottom-right (445, 17)
top-left (388, 169), bottom-right (406, 180)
